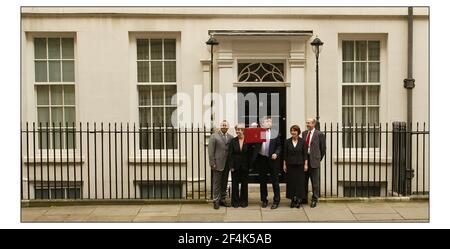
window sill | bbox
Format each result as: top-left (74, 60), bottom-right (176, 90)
top-left (23, 156), bottom-right (84, 164)
top-left (332, 157), bottom-right (392, 164)
top-left (128, 157), bottom-right (187, 164)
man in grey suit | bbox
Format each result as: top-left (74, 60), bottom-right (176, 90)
top-left (302, 118), bottom-right (326, 208)
top-left (208, 120), bottom-right (234, 209)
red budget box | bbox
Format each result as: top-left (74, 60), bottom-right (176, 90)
top-left (244, 128), bottom-right (267, 143)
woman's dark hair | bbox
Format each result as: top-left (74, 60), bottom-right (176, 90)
top-left (290, 125), bottom-right (301, 135)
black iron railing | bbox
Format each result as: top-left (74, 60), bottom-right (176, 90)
top-left (20, 122), bottom-right (429, 201)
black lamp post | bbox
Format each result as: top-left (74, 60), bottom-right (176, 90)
top-left (206, 36), bottom-right (219, 131)
top-left (310, 37), bottom-right (324, 130)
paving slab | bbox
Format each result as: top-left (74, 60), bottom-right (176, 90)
top-left (90, 205), bottom-right (142, 216)
top-left (347, 203), bottom-right (397, 214)
top-left (303, 203), bottom-right (357, 222)
top-left (353, 213), bottom-right (404, 221)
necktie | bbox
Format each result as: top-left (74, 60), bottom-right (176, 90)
top-left (305, 131), bottom-right (311, 150)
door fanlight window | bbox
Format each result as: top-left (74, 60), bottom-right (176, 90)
top-left (238, 62), bottom-right (285, 82)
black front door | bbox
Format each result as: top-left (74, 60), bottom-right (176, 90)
top-left (237, 87), bottom-right (287, 183)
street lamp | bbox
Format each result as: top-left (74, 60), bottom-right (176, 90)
top-left (310, 36), bottom-right (324, 130)
top-left (206, 36), bottom-right (219, 131)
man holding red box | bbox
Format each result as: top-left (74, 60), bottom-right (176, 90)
top-left (252, 116), bottom-right (282, 209)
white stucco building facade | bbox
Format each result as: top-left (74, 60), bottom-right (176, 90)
top-left (20, 7), bottom-right (429, 200)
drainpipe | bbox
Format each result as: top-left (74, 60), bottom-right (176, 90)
top-left (404, 7), bottom-right (415, 125)
top-left (403, 6), bottom-right (415, 195)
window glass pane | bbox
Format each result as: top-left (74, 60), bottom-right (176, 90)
top-left (356, 127), bottom-right (366, 148)
top-left (165, 85), bottom-right (177, 105)
top-left (35, 189), bottom-right (49, 199)
top-left (166, 128), bottom-right (178, 149)
top-left (137, 39), bottom-right (149, 60)
top-left (49, 61), bottom-right (61, 82)
top-left (355, 86), bottom-right (366, 105)
top-left (166, 107), bottom-right (177, 126)
top-left (152, 85), bottom-right (164, 105)
top-left (66, 128), bottom-right (75, 148)
top-left (48, 38), bottom-right (61, 59)
top-left (51, 107), bottom-right (64, 124)
top-left (368, 41), bottom-right (380, 61)
top-left (139, 108), bottom-right (151, 125)
top-left (68, 188), bottom-right (81, 199)
top-left (137, 61), bottom-right (149, 82)
top-left (34, 38), bottom-right (47, 59)
top-left (355, 62), bottom-right (367, 82)
top-left (54, 129), bottom-right (62, 149)
top-left (343, 107), bottom-right (353, 126)
top-left (65, 107), bottom-right (76, 124)
top-left (35, 61), bottom-right (48, 82)
top-left (342, 62), bottom-right (354, 83)
top-left (51, 188), bottom-right (65, 199)
top-left (138, 86), bottom-right (151, 106)
top-left (368, 62), bottom-right (380, 82)
top-left (355, 41), bottom-right (367, 61)
top-left (343, 128), bottom-right (352, 148)
top-left (37, 86), bottom-right (49, 105)
top-left (51, 85), bottom-right (63, 105)
top-left (164, 39), bottom-right (176, 59)
top-left (367, 86), bottom-right (379, 105)
top-left (38, 107), bottom-right (50, 124)
top-left (62, 61), bottom-right (75, 82)
top-left (342, 86), bottom-right (353, 105)
top-left (152, 107), bottom-right (164, 125)
top-left (342, 41), bottom-right (354, 61)
top-left (368, 108), bottom-right (379, 124)
top-left (151, 61), bottom-right (162, 82)
top-left (153, 128), bottom-right (163, 149)
top-left (64, 85), bottom-right (75, 105)
top-left (150, 39), bottom-right (162, 59)
top-left (164, 61), bottom-right (176, 82)
top-left (61, 38), bottom-right (74, 59)
top-left (355, 107), bottom-right (366, 124)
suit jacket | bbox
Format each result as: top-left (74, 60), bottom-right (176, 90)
top-left (283, 137), bottom-right (307, 165)
top-left (208, 131), bottom-right (234, 171)
top-left (252, 130), bottom-right (282, 164)
top-left (302, 129), bottom-right (326, 168)
top-left (227, 137), bottom-right (252, 171)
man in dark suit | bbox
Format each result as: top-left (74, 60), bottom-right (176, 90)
top-left (302, 118), bottom-right (326, 208)
top-left (253, 116), bottom-right (282, 209)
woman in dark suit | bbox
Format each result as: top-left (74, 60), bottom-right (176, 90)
top-left (283, 125), bottom-right (307, 208)
top-left (227, 123), bottom-right (252, 208)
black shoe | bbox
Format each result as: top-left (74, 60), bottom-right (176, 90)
top-left (290, 200), bottom-right (295, 208)
top-left (311, 200), bottom-right (317, 208)
top-left (261, 200), bottom-right (268, 208)
top-left (295, 201), bottom-right (302, 209)
top-left (270, 203), bottom-right (279, 209)
top-left (240, 202), bottom-right (248, 208)
top-left (232, 203), bottom-right (239, 208)
top-left (219, 201), bottom-right (230, 207)
top-left (213, 202), bottom-right (220, 209)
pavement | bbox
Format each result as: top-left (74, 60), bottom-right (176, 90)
top-left (21, 199), bottom-right (429, 223)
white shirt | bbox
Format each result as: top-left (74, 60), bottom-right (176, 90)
top-left (259, 128), bottom-right (271, 157)
top-left (292, 139), bottom-right (298, 147)
top-left (307, 128), bottom-right (315, 154)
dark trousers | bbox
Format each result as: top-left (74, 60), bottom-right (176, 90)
top-left (305, 154), bottom-right (320, 201)
top-left (231, 168), bottom-right (248, 206)
top-left (257, 154), bottom-right (281, 204)
top-left (212, 164), bottom-right (230, 203)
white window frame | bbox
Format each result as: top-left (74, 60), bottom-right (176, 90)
top-left (131, 33), bottom-right (180, 153)
top-left (31, 33), bottom-right (78, 152)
